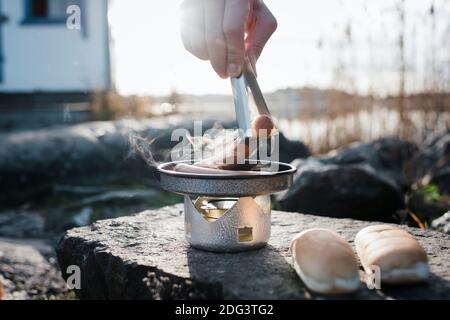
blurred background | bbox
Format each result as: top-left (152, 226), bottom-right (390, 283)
top-left (0, 0), bottom-right (448, 150)
top-left (0, 0), bottom-right (449, 300)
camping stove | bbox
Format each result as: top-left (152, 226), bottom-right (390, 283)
top-left (157, 161), bottom-right (296, 252)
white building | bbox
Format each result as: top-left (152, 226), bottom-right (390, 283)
top-left (0, 0), bottom-right (111, 128)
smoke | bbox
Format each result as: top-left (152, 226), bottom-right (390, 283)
top-left (177, 123), bottom-right (242, 167)
top-left (128, 121), bottom-right (279, 171)
top-left (128, 134), bottom-right (158, 167)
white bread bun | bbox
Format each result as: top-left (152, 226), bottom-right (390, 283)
top-left (355, 224), bottom-right (429, 284)
top-left (290, 228), bottom-right (360, 295)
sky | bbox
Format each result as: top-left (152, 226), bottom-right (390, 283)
top-left (109, 0), bottom-right (449, 96)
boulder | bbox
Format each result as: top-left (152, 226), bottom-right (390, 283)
top-left (278, 132), bottom-right (310, 163)
top-left (322, 137), bottom-right (420, 190)
top-left (276, 137), bottom-right (421, 221)
top-left (0, 238), bottom-right (70, 300)
top-left (277, 158), bottom-right (403, 221)
top-left (0, 119), bottom-right (161, 207)
top-left (422, 130), bottom-right (450, 195)
top-left (57, 204), bottom-right (450, 300)
top-left (0, 118), bottom-right (308, 207)
top-left (0, 212), bottom-right (45, 238)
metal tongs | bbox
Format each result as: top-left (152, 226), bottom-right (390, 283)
top-left (230, 60), bottom-right (272, 138)
top-left (227, 60), bottom-right (275, 170)
top-left (182, 62), bottom-right (273, 171)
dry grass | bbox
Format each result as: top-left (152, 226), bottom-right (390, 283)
top-left (278, 92), bottom-right (450, 154)
top-left (90, 90), bottom-right (155, 121)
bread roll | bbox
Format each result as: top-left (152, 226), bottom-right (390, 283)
top-left (290, 228), bottom-right (360, 295)
top-left (355, 224), bottom-right (429, 284)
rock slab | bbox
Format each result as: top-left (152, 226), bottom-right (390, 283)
top-left (57, 204), bottom-right (450, 300)
top-left (0, 238), bottom-right (70, 300)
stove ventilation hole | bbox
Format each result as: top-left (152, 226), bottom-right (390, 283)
top-left (238, 226), bottom-right (253, 242)
top-left (193, 197), bottom-right (238, 222)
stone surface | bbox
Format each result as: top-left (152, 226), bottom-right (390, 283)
top-left (432, 211), bottom-right (450, 235)
top-left (0, 237), bottom-right (71, 300)
top-left (277, 158), bottom-right (403, 221)
top-left (57, 204), bottom-right (450, 300)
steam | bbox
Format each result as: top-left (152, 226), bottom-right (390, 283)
top-left (128, 134), bottom-right (158, 166)
top-left (128, 121), bottom-right (241, 167)
top-left (128, 120), bottom-right (278, 170)
top-left (179, 124), bottom-right (243, 167)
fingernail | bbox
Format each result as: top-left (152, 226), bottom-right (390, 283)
top-left (227, 64), bottom-right (240, 77)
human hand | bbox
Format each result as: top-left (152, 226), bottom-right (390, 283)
top-left (180, 0), bottom-right (277, 78)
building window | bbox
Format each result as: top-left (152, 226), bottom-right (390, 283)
top-left (31, 0), bottom-right (48, 18)
top-left (23, 0), bottom-right (78, 24)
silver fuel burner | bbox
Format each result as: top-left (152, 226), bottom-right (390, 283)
top-left (157, 161), bottom-right (296, 252)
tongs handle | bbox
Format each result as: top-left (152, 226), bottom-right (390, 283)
top-left (242, 64), bottom-right (271, 116)
top-left (231, 74), bottom-right (252, 137)
top-left (230, 60), bottom-right (271, 137)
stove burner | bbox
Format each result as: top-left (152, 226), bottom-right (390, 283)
top-left (157, 160), bottom-right (296, 252)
